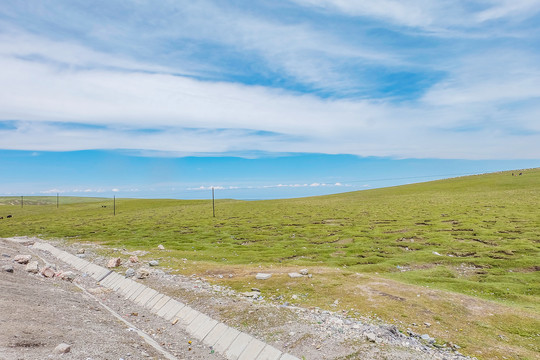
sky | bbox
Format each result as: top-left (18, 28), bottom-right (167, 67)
top-left (0, 1), bottom-right (539, 199)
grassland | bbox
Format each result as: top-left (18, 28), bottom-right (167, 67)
top-left (1, 169), bottom-right (539, 359)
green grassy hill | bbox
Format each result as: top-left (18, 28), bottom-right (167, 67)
top-left (1, 169), bottom-right (539, 359)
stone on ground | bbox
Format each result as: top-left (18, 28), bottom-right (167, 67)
top-left (107, 257), bottom-right (122, 268)
top-left (25, 261), bottom-right (39, 273)
top-left (53, 343), bottom-right (71, 354)
top-left (125, 268), bottom-right (135, 278)
top-left (299, 268), bottom-right (309, 275)
top-left (41, 266), bottom-right (56, 278)
top-left (149, 260), bottom-right (159, 266)
top-left (129, 255), bottom-right (138, 263)
top-left (136, 268), bottom-right (150, 279)
top-left (13, 254), bottom-right (32, 264)
top-left (2, 264), bottom-right (14, 272)
top-left (157, 244), bottom-right (165, 250)
top-left (255, 273), bottom-right (272, 280)
top-left (288, 272), bottom-right (302, 278)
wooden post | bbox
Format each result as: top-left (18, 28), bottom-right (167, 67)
top-left (113, 195), bottom-right (116, 216)
top-left (21, 196), bottom-right (23, 208)
top-left (56, 193), bottom-right (59, 208)
top-left (212, 187), bottom-right (215, 218)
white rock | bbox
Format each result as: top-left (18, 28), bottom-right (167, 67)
top-left (14, 255), bottom-right (32, 264)
top-left (53, 343), bottom-right (71, 354)
top-left (136, 268), bottom-right (150, 279)
top-left (299, 268), bottom-right (309, 275)
top-left (106, 257), bottom-right (121, 268)
top-left (25, 261), bottom-right (39, 273)
top-left (157, 244), bottom-right (165, 250)
top-left (125, 268), bottom-right (135, 278)
top-left (255, 273), bottom-right (272, 280)
top-left (149, 260), bottom-right (159, 266)
top-left (288, 272), bottom-right (303, 278)
top-left (432, 251), bottom-right (442, 256)
top-left (2, 265), bottom-right (14, 272)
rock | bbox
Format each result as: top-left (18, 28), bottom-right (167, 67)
top-left (432, 251), bottom-right (442, 256)
top-left (77, 248), bottom-right (86, 254)
top-left (255, 273), bottom-right (272, 280)
top-left (157, 244), bottom-right (165, 250)
top-left (2, 265), bottom-right (14, 273)
top-left (125, 268), bottom-right (135, 278)
top-left (136, 268), bottom-right (150, 279)
top-left (251, 288), bottom-right (261, 292)
top-left (241, 291), bottom-right (261, 298)
top-left (299, 268), bottom-right (309, 275)
top-left (129, 255), bottom-right (139, 263)
top-left (25, 261), bottom-right (39, 273)
top-left (424, 322), bottom-right (431, 328)
top-left (148, 260), bottom-right (159, 267)
top-left (1, 253), bottom-right (10, 258)
top-left (365, 333), bottom-right (377, 342)
top-left (77, 254), bottom-right (86, 258)
top-left (53, 343), bottom-right (71, 354)
top-left (41, 266), bottom-right (56, 278)
top-left (59, 271), bottom-right (76, 282)
top-left (288, 272), bottom-right (303, 278)
top-left (107, 257), bottom-right (122, 268)
top-left (291, 294), bottom-right (299, 300)
top-left (14, 254), bottom-right (32, 264)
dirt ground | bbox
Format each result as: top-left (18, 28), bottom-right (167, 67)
top-left (0, 238), bottom-right (225, 360)
top-left (0, 237), bottom-right (471, 360)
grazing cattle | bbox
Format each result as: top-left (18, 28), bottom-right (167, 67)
top-left (102, 205), bottom-right (107, 208)
top-left (0, 217), bottom-right (3, 219)
top-left (519, 172), bottom-right (523, 176)
top-left (6, 215), bottom-right (12, 218)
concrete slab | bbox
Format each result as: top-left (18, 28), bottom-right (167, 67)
top-left (225, 332), bottom-right (253, 360)
top-left (124, 282), bottom-right (145, 299)
top-left (104, 273), bottom-right (124, 289)
top-left (212, 327), bottom-right (240, 354)
top-left (255, 345), bottom-right (282, 360)
top-left (163, 302), bottom-right (185, 321)
top-left (176, 306), bottom-right (200, 326)
top-left (99, 272), bottom-right (119, 287)
top-left (127, 283), bottom-right (148, 301)
top-left (202, 322), bottom-right (229, 346)
top-left (156, 299), bottom-right (179, 317)
top-left (117, 279), bottom-right (136, 294)
top-left (151, 295), bottom-right (171, 314)
top-left (186, 313), bottom-right (211, 334)
top-left (134, 288), bottom-right (157, 306)
top-left (145, 293), bottom-right (164, 310)
top-left (192, 318), bottom-right (218, 341)
top-left (279, 354), bottom-right (300, 360)
top-left (98, 272), bottom-right (116, 287)
top-left (238, 338), bottom-right (266, 360)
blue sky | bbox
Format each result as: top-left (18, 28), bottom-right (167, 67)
top-left (0, 1), bottom-right (539, 199)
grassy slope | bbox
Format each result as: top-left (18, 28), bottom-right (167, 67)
top-left (0, 169), bottom-right (538, 359)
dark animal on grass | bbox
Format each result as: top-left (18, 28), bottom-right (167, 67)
top-left (6, 215), bottom-right (12, 218)
top-left (0, 217), bottom-right (3, 219)
top-left (519, 172), bottom-right (522, 175)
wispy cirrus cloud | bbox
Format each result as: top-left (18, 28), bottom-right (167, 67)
top-left (0, 0), bottom-right (539, 161)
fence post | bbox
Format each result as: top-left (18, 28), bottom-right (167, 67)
top-left (212, 187), bottom-right (215, 218)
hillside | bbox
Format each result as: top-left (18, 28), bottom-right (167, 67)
top-left (0, 169), bottom-right (539, 359)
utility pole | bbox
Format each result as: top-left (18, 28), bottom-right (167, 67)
top-left (212, 187), bottom-right (215, 218)
top-left (56, 193), bottom-right (59, 208)
top-left (21, 196), bottom-right (23, 208)
top-left (113, 195), bottom-right (116, 216)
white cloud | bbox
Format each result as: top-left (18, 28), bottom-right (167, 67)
top-left (291, 0), bottom-right (540, 29)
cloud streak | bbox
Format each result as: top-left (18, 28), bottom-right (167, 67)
top-left (0, 1), bottom-right (539, 160)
